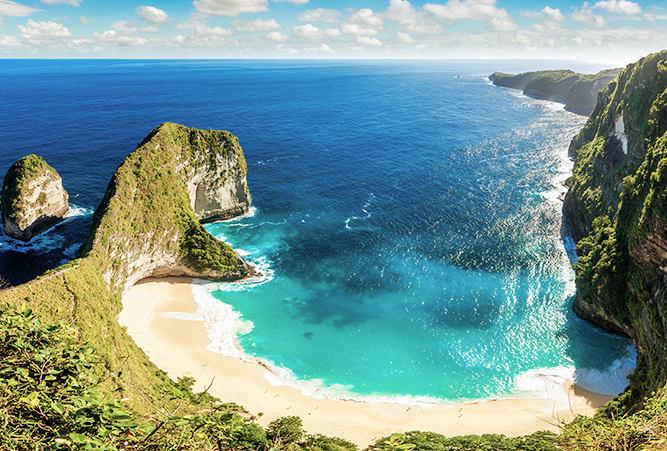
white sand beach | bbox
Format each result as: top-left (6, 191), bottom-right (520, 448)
top-left (118, 277), bottom-right (614, 449)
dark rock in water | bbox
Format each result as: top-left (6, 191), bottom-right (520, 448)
top-left (1, 155), bottom-right (69, 242)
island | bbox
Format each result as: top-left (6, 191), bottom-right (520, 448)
top-left (1, 154), bottom-right (69, 241)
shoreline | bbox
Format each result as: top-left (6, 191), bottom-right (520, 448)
top-left (119, 277), bottom-right (615, 448)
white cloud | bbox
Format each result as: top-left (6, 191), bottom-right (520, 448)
top-left (168, 33), bottom-right (237, 48)
top-left (80, 15), bottom-right (95, 24)
top-left (94, 29), bottom-right (149, 46)
top-left (230, 18), bottom-right (281, 32)
top-left (190, 25), bottom-right (233, 35)
top-left (292, 23), bottom-right (341, 39)
top-left (395, 31), bottom-right (415, 43)
top-left (0, 0), bottom-right (41, 17)
top-left (356, 36), bottom-right (382, 46)
top-left (137, 6), bottom-right (170, 24)
top-left (265, 31), bottom-right (289, 41)
top-left (41, 0), bottom-right (80, 6)
top-left (305, 42), bottom-right (334, 53)
top-left (18, 19), bottom-right (71, 40)
top-left (593, 0), bottom-right (641, 16)
top-left (298, 8), bottom-right (341, 24)
top-left (541, 6), bottom-right (564, 22)
top-left (140, 26), bottom-right (159, 33)
top-left (572, 8), bottom-right (607, 28)
top-left (384, 0), bottom-right (442, 33)
top-left (110, 20), bottom-right (140, 31)
top-left (0, 34), bottom-right (24, 47)
top-left (489, 17), bottom-right (518, 30)
top-left (273, 0), bottom-right (308, 5)
top-left (423, 0), bottom-right (517, 30)
top-left (193, 0), bottom-right (268, 17)
top-left (644, 13), bottom-right (667, 22)
top-left (341, 8), bottom-right (383, 36)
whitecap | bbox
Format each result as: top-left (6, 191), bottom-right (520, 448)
top-left (191, 282), bottom-right (255, 360)
top-left (514, 344), bottom-right (637, 405)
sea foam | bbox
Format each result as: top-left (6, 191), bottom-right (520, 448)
top-left (514, 344), bottom-right (636, 406)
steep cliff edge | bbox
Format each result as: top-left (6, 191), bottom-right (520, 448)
top-left (81, 122), bottom-right (252, 294)
top-left (563, 50), bottom-right (667, 408)
top-left (490, 68), bottom-right (621, 115)
top-left (0, 154), bottom-right (69, 241)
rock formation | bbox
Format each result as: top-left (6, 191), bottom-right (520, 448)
top-left (490, 68), bottom-right (621, 116)
top-left (563, 50), bottom-right (667, 407)
top-left (1, 154), bottom-right (69, 242)
top-left (81, 122), bottom-right (253, 293)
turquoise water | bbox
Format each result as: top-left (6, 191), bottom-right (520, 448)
top-left (0, 60), bottom-right (634, 403)
top-left (196, 78), bottom-right (632, 403)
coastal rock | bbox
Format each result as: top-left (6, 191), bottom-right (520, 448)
top-left (81, 122), bottom-right (252, 293)
top-left (185, 133), bottom-right (251, 222)
top-left (1, 155), bottom-right (69, 242)
top-left (490, 68), bottom-right (621, 116)
top-left (563, 50), bottom-right (667, 404)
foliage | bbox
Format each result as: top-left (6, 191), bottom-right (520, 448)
top-left (371, 431), bottom-right (559, 451)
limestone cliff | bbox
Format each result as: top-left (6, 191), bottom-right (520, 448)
top-left (563, 50), bottom-right (667, 408)
top-left (81, 122), bottom-right (252, 294)
top-left (0, 154), bottom-right (69, 242)
top-left (490, 68), bottom-right (621, 116)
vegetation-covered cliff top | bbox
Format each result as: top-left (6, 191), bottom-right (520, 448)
top-left (490, 67), bottom-right (622, 115)
top-left (1, 154), bottom-right (59, 221)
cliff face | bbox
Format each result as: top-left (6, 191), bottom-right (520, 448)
top-left (81, 122), bottom-right (252, 294)
top-left (490, 68), bottom-right (621, 116)
top-left (1, 155), bottom-right (69, 242)
top-left (564, 50), bottom-right (667, 407)
top-left (186, 132), bottom-right (251, 222)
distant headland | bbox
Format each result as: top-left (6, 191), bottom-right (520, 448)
top-left (490, 68), bottom-right (621, 116)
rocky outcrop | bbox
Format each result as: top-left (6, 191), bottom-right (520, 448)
top-left (490, 68), bottom-right (621, 116)
top-left (81, 122), bottom-right (253, 294)
top-left (563, 50), bottom-right (667, 406)
top-left (186, 133), bottom-right (251, 222)
top-left (1, 155), bottom-right (69, 242)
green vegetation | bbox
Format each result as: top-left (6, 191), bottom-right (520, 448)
top-left (490, 68), bottom-right (622, 115)
top-left (567, 50), bottom-right (667, 415)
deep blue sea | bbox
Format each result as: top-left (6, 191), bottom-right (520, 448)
top-left (0, 59), bottom-right (634, 404)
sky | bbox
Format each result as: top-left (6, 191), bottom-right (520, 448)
top-left (0, 0), bottom-right (666, 62)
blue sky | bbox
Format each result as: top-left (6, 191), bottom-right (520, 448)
top-left (0, 0), bottom-right (666, 61)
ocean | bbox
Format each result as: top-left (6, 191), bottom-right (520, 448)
top-left (0, 59), bottom-right (634, 404)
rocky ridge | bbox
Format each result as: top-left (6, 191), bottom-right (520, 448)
top-left (81, 122), bottom-right (253, 294)
top-left (0, 154), bottom-right (69, 242)
top-left (490, 68), bottom-right (621, 116)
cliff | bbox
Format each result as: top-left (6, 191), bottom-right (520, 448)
top-left (0, 122), bottom-right (253, 415)
top-left (563, 50), bottom-right (667, 408)
top-left (490, 68), bottom-right (621, 115)
top-left (81, 122), bottom-right (252, 294)
top-left (0, 154), bottom-right (69, 241)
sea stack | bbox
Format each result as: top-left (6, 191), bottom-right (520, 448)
top-left (1, 155), bottom-right (69, 242)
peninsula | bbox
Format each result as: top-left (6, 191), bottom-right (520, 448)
top-left (490, 68), bottom-right (621, 115)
